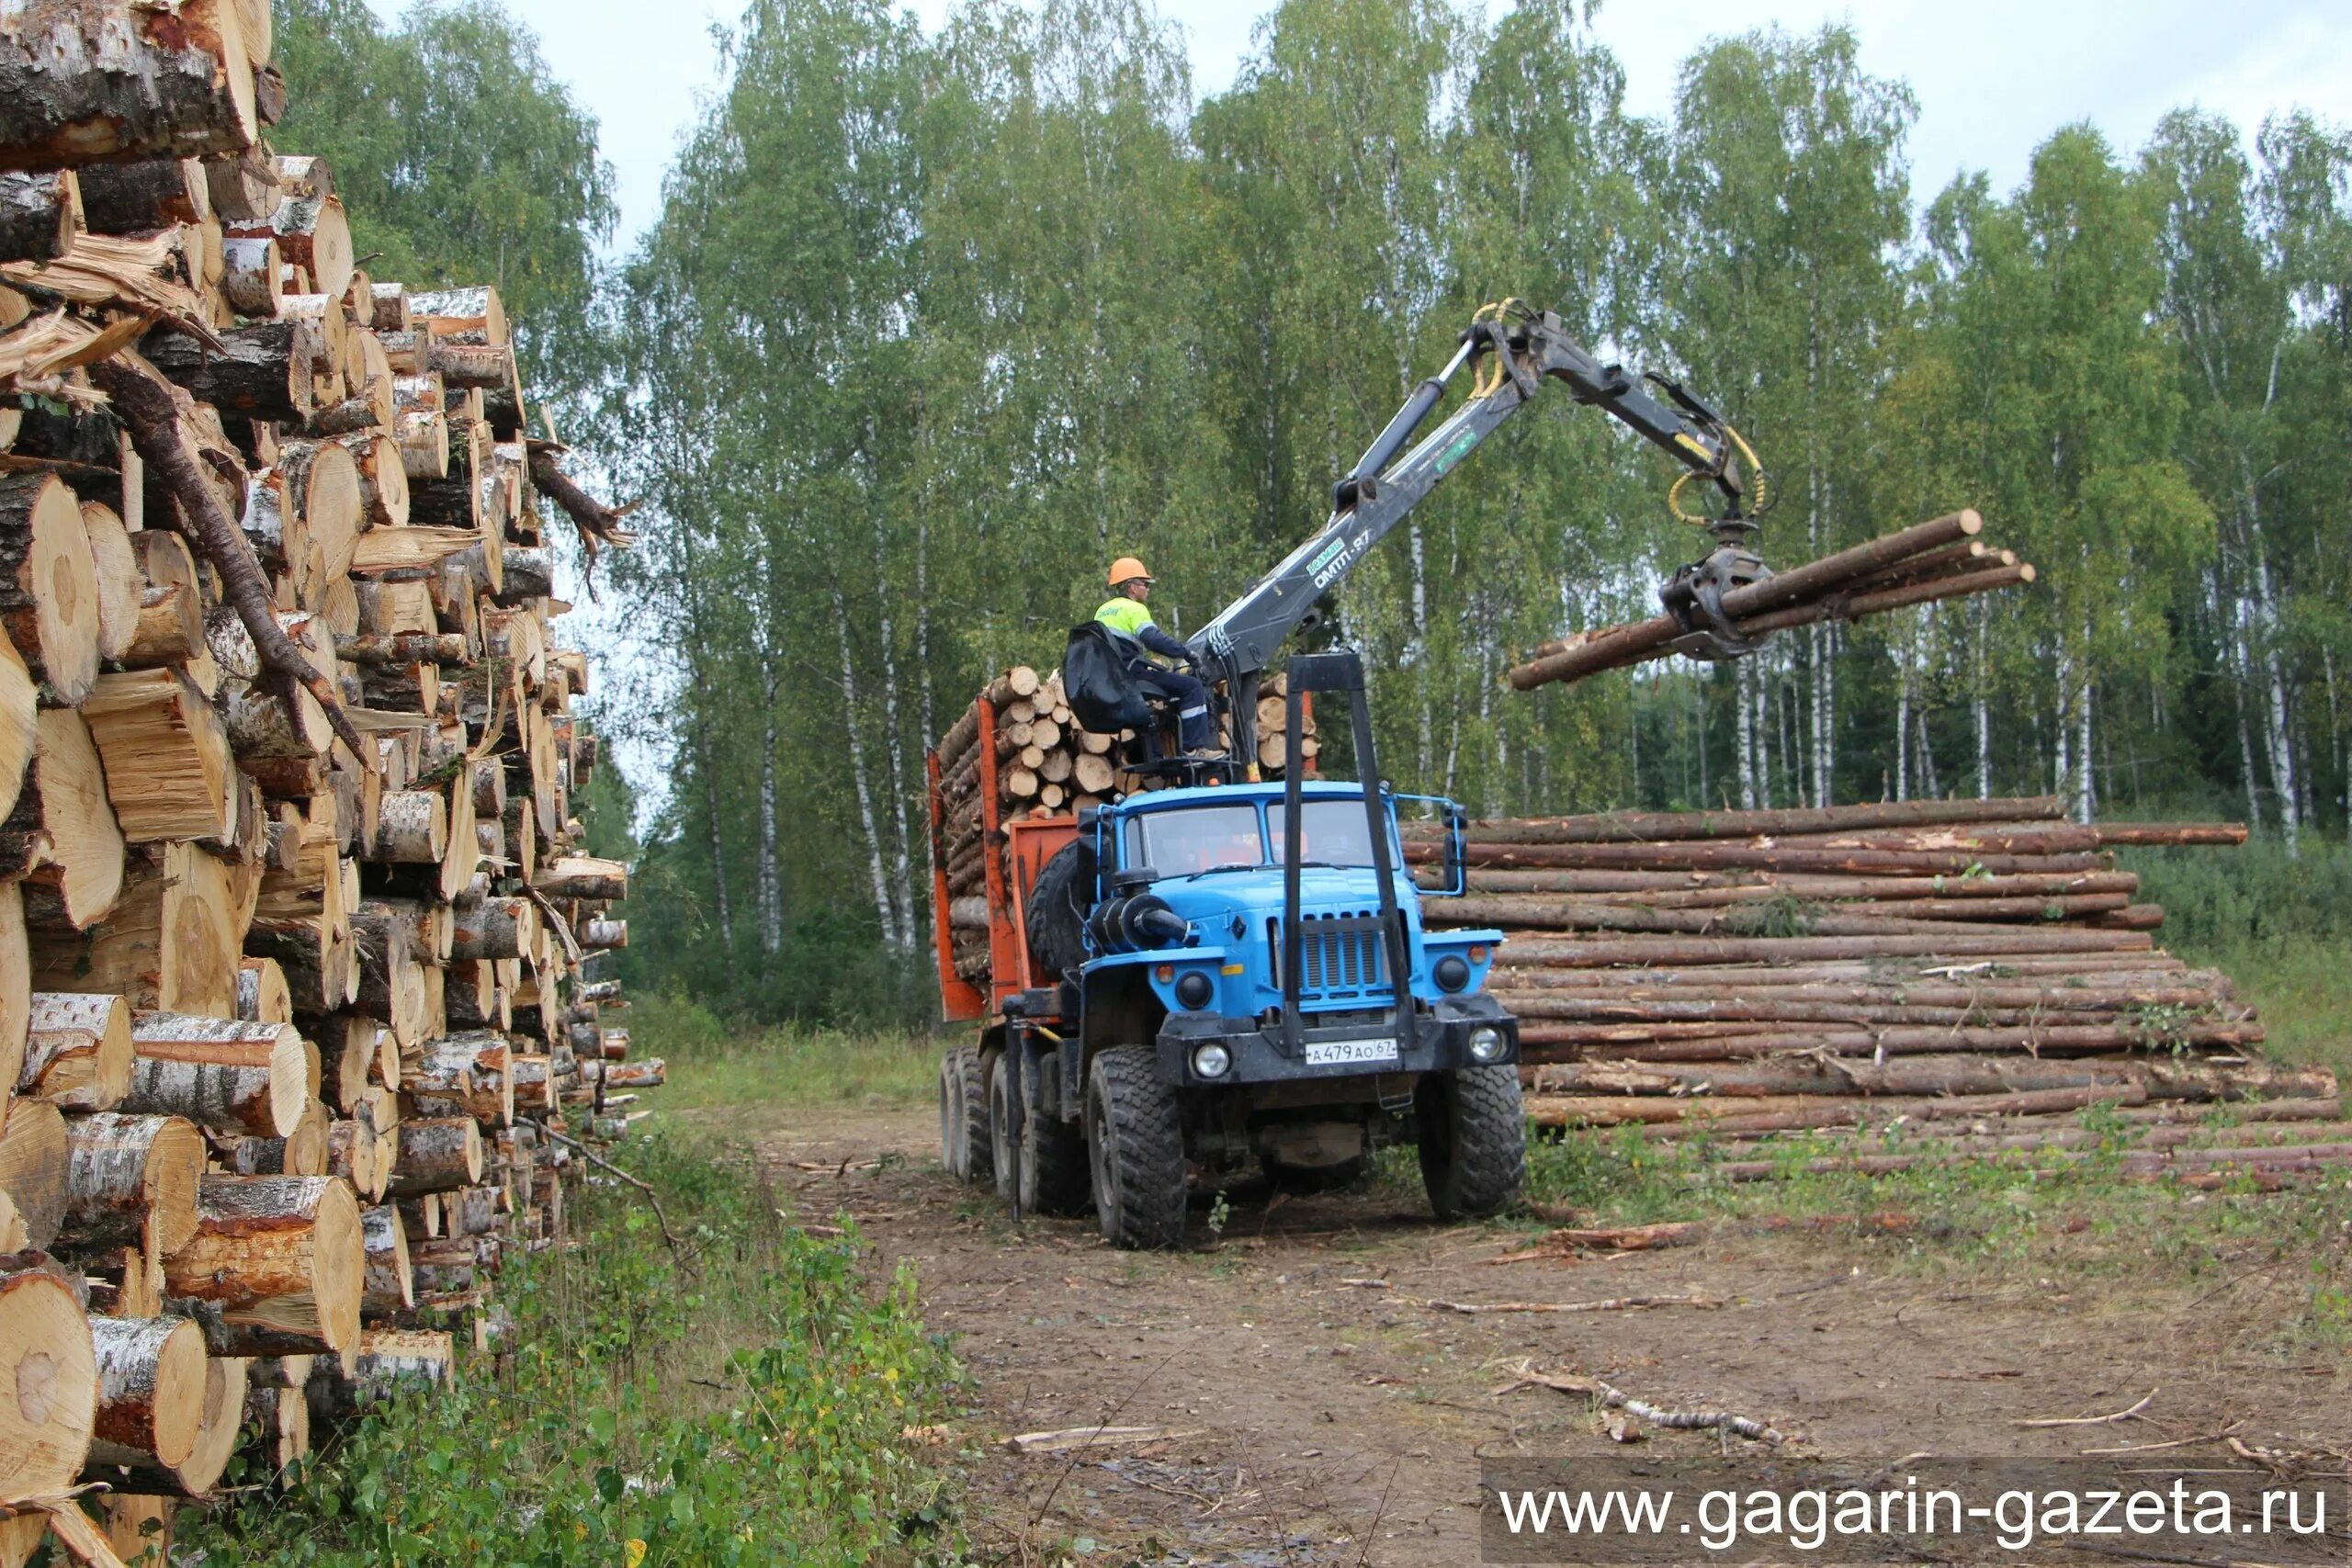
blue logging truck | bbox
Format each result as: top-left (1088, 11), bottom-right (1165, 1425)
top-left (926, 303), bottom-right (1771, 1247)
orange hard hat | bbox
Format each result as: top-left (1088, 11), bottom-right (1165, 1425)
top-left (1109, 556), bottom-right (1151, 588)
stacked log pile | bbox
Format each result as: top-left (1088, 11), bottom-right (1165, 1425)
top-left (1225, 669), bottom-right (1316, 779)
top-left (935, 665), bottom-right (1108, 984)
top-left (0, 9), bottom-right (655, 1560)
top-left (1508, 510), bottom-right (2032, 692)
top-left (1413, 797), bottom-right (2343, 1168)
top-left (933, 661), bottom-right (1318, 983)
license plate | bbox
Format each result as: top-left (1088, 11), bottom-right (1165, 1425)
top-left (1304, 1036), bottom-right (1400, 1066)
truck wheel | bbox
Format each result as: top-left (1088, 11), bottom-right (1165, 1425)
top-left (940, 1044), bottom-right (990, 1184)
top-left (1416, 1066), bottom-right (1526, 1221)
top-left (1025, 839), bottom-right (1095, 979)
top-left (986, 1052), bottom-right (1018, 1203)
top-left (1020, 1053), bottom-right (1090, 1216)
top-left (938, 1052), bottom-right (967, 1179)
top-left (1085, 1045), bottom-right (1188, 1249)
top-left (1263, 1155), bottom-right (1366, 1195)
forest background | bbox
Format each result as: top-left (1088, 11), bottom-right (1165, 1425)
top-left (275, 0), bottom-right (2352, 1024)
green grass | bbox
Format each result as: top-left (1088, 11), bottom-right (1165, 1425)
top-left (181, 1125), bottom-right (968, 1566)
top-left (1463, 1118), bottom-right (2352, 1352)
top-left (2119, 839), bottom-right (2352, 1076)
top-left (628, 994), bottom-right (942, 1135)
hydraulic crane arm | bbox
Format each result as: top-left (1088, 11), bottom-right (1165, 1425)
top-left (1184, 301), bottom-right (1769, 767)
top-left (1186, 303), bottom-right (1764, 676)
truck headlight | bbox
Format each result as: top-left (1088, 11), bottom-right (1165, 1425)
top-left (1192, 1043), bottom-right (1232, 1079)
top-left (1174, 971), bottom-right (1215, 1010)
top-left (1466, 1026), bottom-right (1505, 1063)
top-left (1433, 955), bottom-right (1471, 993)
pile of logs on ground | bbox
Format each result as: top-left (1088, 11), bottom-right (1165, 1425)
top-left (1509, 510), bottom-right (2032, 692)
top-left (0, 8), bottom-right (656, 1561)
top-left (1412, 796), bottom-right (2344, 1175)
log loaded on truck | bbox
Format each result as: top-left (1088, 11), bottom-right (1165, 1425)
top-left (928, 300), bottom-right (1774, 1247)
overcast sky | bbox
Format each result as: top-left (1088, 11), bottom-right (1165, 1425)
top-left (365, 0), bottom-right (2352, 253)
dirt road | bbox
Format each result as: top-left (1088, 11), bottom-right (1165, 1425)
top-left (739, 1106), bottom-right (2346, 1565)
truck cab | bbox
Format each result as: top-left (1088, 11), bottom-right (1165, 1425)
top-left (1085, 782), bottom-right (1515, 1093)
top-left (933, 653), bottom-right (1526, 1248)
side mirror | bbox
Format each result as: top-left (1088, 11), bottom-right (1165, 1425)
top-left (1442, 802), bottom-right (1468, 897)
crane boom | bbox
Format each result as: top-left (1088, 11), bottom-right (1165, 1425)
top-left (1183, 302), bottom-right (1767, 771)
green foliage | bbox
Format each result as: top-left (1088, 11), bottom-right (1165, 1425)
top-left (272, 0), bottom-right (616, 392)
top-left (2119, 839), bottom-right (2352, 1072)
top-left (178, 1129), bottom-right (962, 1565)
top-left (2125, 839), bottom-right (2352, 950)
top-left (590, 0), bottom-right (2352, 1023)
top-left (636, 998), bottom-right (942, 1135)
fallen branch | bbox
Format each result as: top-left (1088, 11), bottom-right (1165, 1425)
top-left (89, 350), bottom-right (368, 760)
top-left (1428, 1294), bottom-right (1726, 1315)
top-left (527, 445), bottom-right (636, 570)
top-left (540, 1122), bottom-right (683, 1256)
top-left (2013, 1389), bottom-right (2155, 1428)
top-left (1489, 1212), bottom-right (1922, 1262)
top-left (2080, 1422), bottom-right (2242, 1456)
top-left (1004, 1425), bottom-right (1204, 1456)
top-left (1499, 1363), bottom-right (1789, 1444)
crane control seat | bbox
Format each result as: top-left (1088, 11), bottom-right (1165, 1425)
top-left (1062, 621), bottom-right (1234, 792)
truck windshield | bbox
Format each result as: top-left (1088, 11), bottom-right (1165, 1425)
top-left (1124, 805), bottom-right (1265, 877)
top-left (1266, 798), bottom-right (1395, 868)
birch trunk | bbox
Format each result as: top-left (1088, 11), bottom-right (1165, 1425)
top-left (2075, 677), bottom-right (2095, 825)
top-left (1973, 600), bottom-right (1992, 799)
top-left (756, 660), bottom-right (780, 956)
top-left (2250, 526), bottom-right (2299, 856)
top-left (2233, 606), bottom-right (2264, 831)
top-left (831, 582), bottom-right (899, 950)
top-left (870, 509), bottom-right (912, 952)
top-left (699, 709), bottom-right (731, 949)
top-left (1894, 645), bottom-right (1912, 804)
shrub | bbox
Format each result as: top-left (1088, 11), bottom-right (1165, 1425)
top-left (181, 1130), bottom-right (962, 1565)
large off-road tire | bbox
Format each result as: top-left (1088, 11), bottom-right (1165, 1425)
top-left (1085, 1044), bottom-right (1188, 1249)
top-left (938, 1052), bottom-right (968, 1179)
top-left (1263, 1155), bottom-right (1367, 1195)
top-left (1025, 839), bottom-right (1095, 979)
top-left (1020, 1052), bottom-right (1091, 1215)
top-left (987, 1051), bottom-right (1018, 1203)
top-left (1416, 1066), bottom-right (1526, 1221)
top-left (940, 1044), bottom-right (990, 1184)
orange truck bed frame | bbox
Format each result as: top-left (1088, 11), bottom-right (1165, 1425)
top-left (927, 694), bottom-right (1077, 1022)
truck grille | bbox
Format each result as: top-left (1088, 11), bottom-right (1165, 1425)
top-left (1271, 913), bottom-right (1388, 1006)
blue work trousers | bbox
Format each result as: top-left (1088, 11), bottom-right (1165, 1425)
top-left (1131, 664), bottom-right (1216, 750)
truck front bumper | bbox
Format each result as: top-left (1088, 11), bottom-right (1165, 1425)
top-left (1153, 995), bottom-right (1518, 1088)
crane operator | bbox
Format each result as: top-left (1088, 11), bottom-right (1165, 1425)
top-left (1093, 558), bottom-right (1225, 759)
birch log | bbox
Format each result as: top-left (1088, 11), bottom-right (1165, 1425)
top-left (0, 0), bottom-right (258, 169)
top-left (162, 1175), bottom-right (362, 1354)
top-left (0, 1261), bottom-right (96, 1495)
top-left (387, 1118), bottom-right (481, 1197)
top-left (122, 1014), bottom-right (308, 1138)
top-left (358, 1203), bottom-right (411, 1318)
top-left (1, 707), bottom-right (125, 927)
top-left (19, 990), bottom-right (131, 1110)
top-left (62, 1111), bottom-right (202, 1256)
top-left (83, 1315), bottom-right (206, 1477)
top-left (0, 1099), bottom-right (67, 1247)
